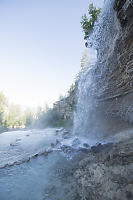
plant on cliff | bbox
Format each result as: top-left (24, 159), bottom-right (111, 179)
top-left (81, 3), bottom-right (101, 41)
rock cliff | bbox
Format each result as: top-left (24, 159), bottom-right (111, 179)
top-left (53, 85), bottom-right (77, 123)
top-left (96, 0), bottom-right (133, 124)
top-left (75, 0), bottom-right (133, 137)
top-left (101, 0), bottom-right (133, 116)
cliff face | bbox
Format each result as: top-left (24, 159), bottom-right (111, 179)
top-left (86, 0), bottom-right (133, 136)
top-left (99, 0), bottom-right (133, 122)
top-left (53, 87), bottom-right (76, 122)
top-left (98, 0), bottom-right (133, 117)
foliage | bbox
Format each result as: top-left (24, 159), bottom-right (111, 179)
top-left (81, 3), bottom-right (101, 40)
top-left (67, 83), bottom-right (77, 111)
top-left (23, 109), bottom-right (34, 128)
top-left (35, 106), bottom-right (67, 128)
top-left (0, 91), bottom-right (35, 129)
top-left (4, 104), bottom-right (22, 128)
top-left (68, 83), bottom-right (75, 94)
top-left (0, 92), bottom-right (7, 126)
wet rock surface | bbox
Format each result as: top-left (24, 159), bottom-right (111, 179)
top-left (95, 0), bottom-right (133, 125)
top-left (74, 137), bottom-right (133, 200)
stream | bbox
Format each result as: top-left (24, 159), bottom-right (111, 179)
top-left (0, 128), bottom-right (90, 200)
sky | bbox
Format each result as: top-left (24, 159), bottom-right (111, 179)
top-left (0, 0), bottom-right (103, 108)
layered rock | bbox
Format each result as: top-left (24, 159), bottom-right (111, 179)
top-left (76, 0), bottom-right (133, 137)
top-left (96, 0), bottom-right (133, 123)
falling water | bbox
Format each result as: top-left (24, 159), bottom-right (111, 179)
top-left (73, 0), bottom-right (119, 139)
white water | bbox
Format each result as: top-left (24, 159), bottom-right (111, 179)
top-left (73, 0), bottom-right (118, 139)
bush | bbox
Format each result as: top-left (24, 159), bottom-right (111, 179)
top-left (81, 3), bottom-right (101, 40)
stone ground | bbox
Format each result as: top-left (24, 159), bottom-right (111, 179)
top-left (73, 137), bottom-right (133, 200)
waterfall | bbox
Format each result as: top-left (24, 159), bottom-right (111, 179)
top-left (73, 0), bottom-right (120, 139)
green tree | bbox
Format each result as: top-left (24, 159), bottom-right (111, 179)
top-left (81, 3), bottom-right (101, 40)
top-left (68, 83), bottom-right (75, 93)
top-left (4, 104), bottom-right (22, 128)
top-left (0, 92), bottom-right (7, 126)
top-left (23, 109), bottom-right (34, 128)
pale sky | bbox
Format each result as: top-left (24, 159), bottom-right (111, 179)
top-left (0, 0), bottom-right (103, 108)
